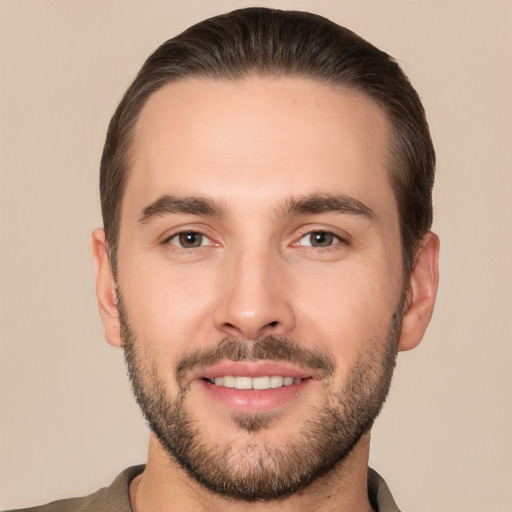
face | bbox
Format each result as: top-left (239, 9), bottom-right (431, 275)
top-left (114, 77), bottom-right (406, 499)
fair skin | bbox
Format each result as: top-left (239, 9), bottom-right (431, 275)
top-left (92, 77), bottom-right (439, 512)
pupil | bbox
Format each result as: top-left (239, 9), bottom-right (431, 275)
top-left (179, 232), bottom-right (202, 247)
top-left (312, 232), bottom-right (332, 247)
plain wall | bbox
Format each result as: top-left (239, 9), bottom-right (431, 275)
top-left (1, 1), bottom-right (511, 510)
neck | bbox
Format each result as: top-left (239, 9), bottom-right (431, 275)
top-left (130, 434), bottom-right (375, 512)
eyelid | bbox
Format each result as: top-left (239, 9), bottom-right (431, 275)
top-left (169, 233), bottom-right (210, 248)
top-left (291, 226), bottom-right (351, 247)
top-left (161, 226), bottom-right (220, 247)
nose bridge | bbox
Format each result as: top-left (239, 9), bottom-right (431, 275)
top-left (213, 240), bottom-right (295, 339)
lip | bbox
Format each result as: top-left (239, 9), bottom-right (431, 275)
top-left (195, 361), bottom-right (312, 380)
top-left (193, 361), bottom-right (314, 415)
top-left (197, 377), bottom-right (311, 414)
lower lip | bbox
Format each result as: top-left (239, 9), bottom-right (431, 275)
top-left (198, 379), bottom-right (312, 414)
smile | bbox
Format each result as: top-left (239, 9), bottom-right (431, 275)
top-left (206, 376), bottom-right (303, 390)
top-left (197, 364), bottom-right (313, 413)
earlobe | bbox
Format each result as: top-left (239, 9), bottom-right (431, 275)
top-left (399, 232), bottom-right (440, 352)
top-left (91, 228), bottom-right (122, 348)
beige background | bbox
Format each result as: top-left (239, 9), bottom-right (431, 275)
top-left (1, 0), bottom-right (511, 510)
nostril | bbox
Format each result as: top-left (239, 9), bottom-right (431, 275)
top-left (217, 317), bottom-right (287, 340)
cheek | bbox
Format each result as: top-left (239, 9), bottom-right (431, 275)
top-left (117, 259), bottom-right (220, 352)
top-left (292, 264), bottom-right (400, 370)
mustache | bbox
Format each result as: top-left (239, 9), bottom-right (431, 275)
top-left (175, 336), bottom-right (336, 382)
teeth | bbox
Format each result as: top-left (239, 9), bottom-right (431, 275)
top-left (209, 376), bottom-right (302, 390)
top-left (252, 376), bottom-right (270, 390)
top-left (222, 375), bottom-right (235, 388)
top-left (269, 376), bottom-right (284, 388)
top-left (235, 376), bottom-right (252, 390)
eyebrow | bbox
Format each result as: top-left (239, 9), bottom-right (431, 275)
top-left (138, 192), bottom-right (375, 224)
top-left (278, 194), bottom-right (375, 220)
top-left (138, 195), bottom-right (225, 224)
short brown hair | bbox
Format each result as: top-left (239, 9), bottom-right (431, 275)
top-left (100, 7), bottom-right (435, 276)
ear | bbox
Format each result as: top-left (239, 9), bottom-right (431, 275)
top-left (399, 231), bottom-right (440, 352)
top-left (91, 228), bottom-right (122, 348)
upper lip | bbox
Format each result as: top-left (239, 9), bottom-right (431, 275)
top-left (194, 361), bottom-right (313, 381)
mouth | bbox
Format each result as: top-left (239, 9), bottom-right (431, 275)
top-left (194, 361), bottom-right (314, 415)
top-left (204, 375), bottom-right (304, 390)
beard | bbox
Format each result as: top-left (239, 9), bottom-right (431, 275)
top-left (119, 295), bottom-right (403, 502)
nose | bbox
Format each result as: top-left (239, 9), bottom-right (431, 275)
top-left (213, 247), bottom-right (296, 340)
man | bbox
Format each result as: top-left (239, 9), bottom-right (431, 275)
top-left (12, 7), bottom-right (439, 512)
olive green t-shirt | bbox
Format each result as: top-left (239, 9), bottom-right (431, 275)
top-left (10, 466), bottom-right (401, 511)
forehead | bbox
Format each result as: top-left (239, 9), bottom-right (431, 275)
top-left (124, 76), bottom-right (395, 219)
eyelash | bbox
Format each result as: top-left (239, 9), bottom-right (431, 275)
top-left (162, 228), bottom-right (348, 252)
top-left (293, 230), bottom-right (347, 250)
top-left (163, 230), bottom-right (216, 250)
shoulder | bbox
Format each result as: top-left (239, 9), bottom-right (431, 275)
top-left (6, 465), bottom-right (145, 512)
top-left (368, 467), bottom-right (402, 512)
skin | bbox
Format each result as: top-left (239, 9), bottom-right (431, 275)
top-left (92, 77), bottom-right (439, 512)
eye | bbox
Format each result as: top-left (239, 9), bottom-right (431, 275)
top-left (297, 231), bottom-right (341, 248)
top-left (167, 231), bottom-right (211, 249)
